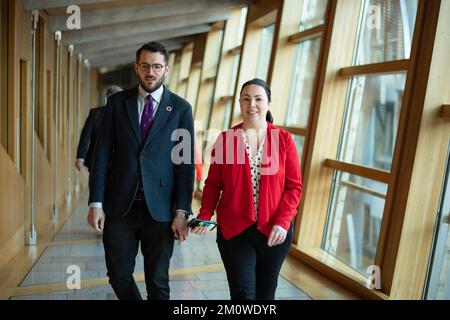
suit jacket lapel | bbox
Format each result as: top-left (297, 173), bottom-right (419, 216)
top-left (143, 87), bottom-right (172, 148)
top-left (125, 87), bottom-right (142, 146)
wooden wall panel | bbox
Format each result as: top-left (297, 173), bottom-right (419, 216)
top-left (0, 0), bottom-right (95, 270)
top-left (0, 147), bottom-right (26, 270)
top-left (34, 131), bottom-right (52, 230)
top-left (1, 0), bottom-right (31, 270)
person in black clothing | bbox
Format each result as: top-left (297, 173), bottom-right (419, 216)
top-left (75, 85), bottom-right (123, 172)
top-left (88, 42), bottom-right (195, 300)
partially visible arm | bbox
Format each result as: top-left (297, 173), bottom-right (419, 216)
top-left (87, 104), bottom-right (113, 231)
top-left (77, 110), bottom-right (95, 160)
top-left (75, 159), bottom-right (85, 171)
top-left (89, 100), bottom-right (114, 205)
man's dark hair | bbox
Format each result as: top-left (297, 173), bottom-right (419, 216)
top-left (136, 42), bottom-right (169, 64)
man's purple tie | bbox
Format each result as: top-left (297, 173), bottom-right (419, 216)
top-left (140, 94), bottom-right (154, 140)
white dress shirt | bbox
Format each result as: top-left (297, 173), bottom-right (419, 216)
top-left (137, 84), bottom-right (163, 123)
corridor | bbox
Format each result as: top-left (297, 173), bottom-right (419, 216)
top-left (2, 196), bottom-right (311, 300)
top-left (1, 0), bottom-right (449, 301)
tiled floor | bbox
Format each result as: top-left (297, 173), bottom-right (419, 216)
top-left (11, 198), bottom-right (311, 300)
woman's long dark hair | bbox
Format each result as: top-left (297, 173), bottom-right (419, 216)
top-left (240, 78), bottom-right (273, 124)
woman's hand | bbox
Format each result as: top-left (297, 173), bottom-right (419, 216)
top-left (267, 225), bottom-right (287, 247)
top-left (190, 225), bottom-right (209, 235)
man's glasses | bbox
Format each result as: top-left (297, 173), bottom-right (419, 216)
top-left (138, 63), bottom-right (165, 73)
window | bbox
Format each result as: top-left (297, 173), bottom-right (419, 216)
top-left (354, 0), bottom-right (418, 65)
top-left (273, 0), bottom-right (329, 172)
top-left (229, 53), bottom-right (240, 96)
top-left (299, 0), bottom-right (328, 31)
top-left (285, 36), bottom-right (322, 128)
top-left (177, 44), bottom-right (194, 99)
top-left (237, 6), bottom-right (248, 45)
top-left (208, 7), bottom-right (250, 134)
top-left (231, 8), bottom-right (277, 126)
top-left (323, 172), bottom-right (387, 272)
top-left (194, 28), bottom-right (224, 129)
top-left (292, 134), bottom-right (305, 167)
top-left (339, 73), bottom-right (405, 171)
top-left (168, 55), bottom-right (181, 93)
top-left (166, 52), bottom-right (176, 91)
top-left (255, 23), bottom-right (275, 81)
top-left (186, 64), bottom-right (201, 116)
top-left (425, 142), bottom-right (450, 299)
top-left (322, 0), bottom-right (419, 276)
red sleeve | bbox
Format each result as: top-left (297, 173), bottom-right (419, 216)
top-left (197, 136), bottom-right (223, 220)
top-left (272, 132), bottom-right (303, 230)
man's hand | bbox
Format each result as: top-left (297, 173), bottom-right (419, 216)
top-left (267, 225), bottom-right (287, 247)
top-left (171, 211), bottom-right (188, 244)
top-left (75, 159), bottom-right (85, 171)
top-left (87, 207), bottom-right (105, 231)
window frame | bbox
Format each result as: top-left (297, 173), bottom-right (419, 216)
top-left (290, 0), bottom-right (445, 299)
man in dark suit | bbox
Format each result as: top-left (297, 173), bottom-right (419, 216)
top-left (88, 42), bottom-right (195, 300)
top-left (75, 85), bottom-right (123, 172)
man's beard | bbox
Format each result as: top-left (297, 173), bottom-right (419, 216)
top-left (138, 73), bottom-right (166, 93)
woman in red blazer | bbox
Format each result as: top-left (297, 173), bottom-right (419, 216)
top-left (193, 78), bottom-right (302, 300)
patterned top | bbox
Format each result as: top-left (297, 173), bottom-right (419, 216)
top-left (242, 133), bottom-right (266, 220)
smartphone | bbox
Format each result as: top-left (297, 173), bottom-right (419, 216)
top-left (187, 218), bottom-right (217, 230)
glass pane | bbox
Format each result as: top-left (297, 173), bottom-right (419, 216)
top-left (354, 0), bottom-right (419, 65)
top-left (229, 53), bottom-right (240, 96)
top-left (285, 37), bottom-right (321, 127)
top-left (187, 67), bottom-right (201, 116)
top-left (223, 100), bottom-right (232, 131)
top-left (425, 142), bottom-right (450, 300)
top-left (339, 73), bottom-right (406, 171)
top-left (204, 84), bottom-right (214, 128)
top-left (292, 134), bottom-right (305, 167)
top-left (299, 0), bottom-right (328, 31)
top-left (214, 30), bottom-right (225, 68)
top-left (255, 24), bottom-right (275, 81)
top-left (237, 6), bottom-right (248, 45)
top-left (168, 61), bottom-right (180, 92)
top-left (323, 171), bottom-right (387, 274)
